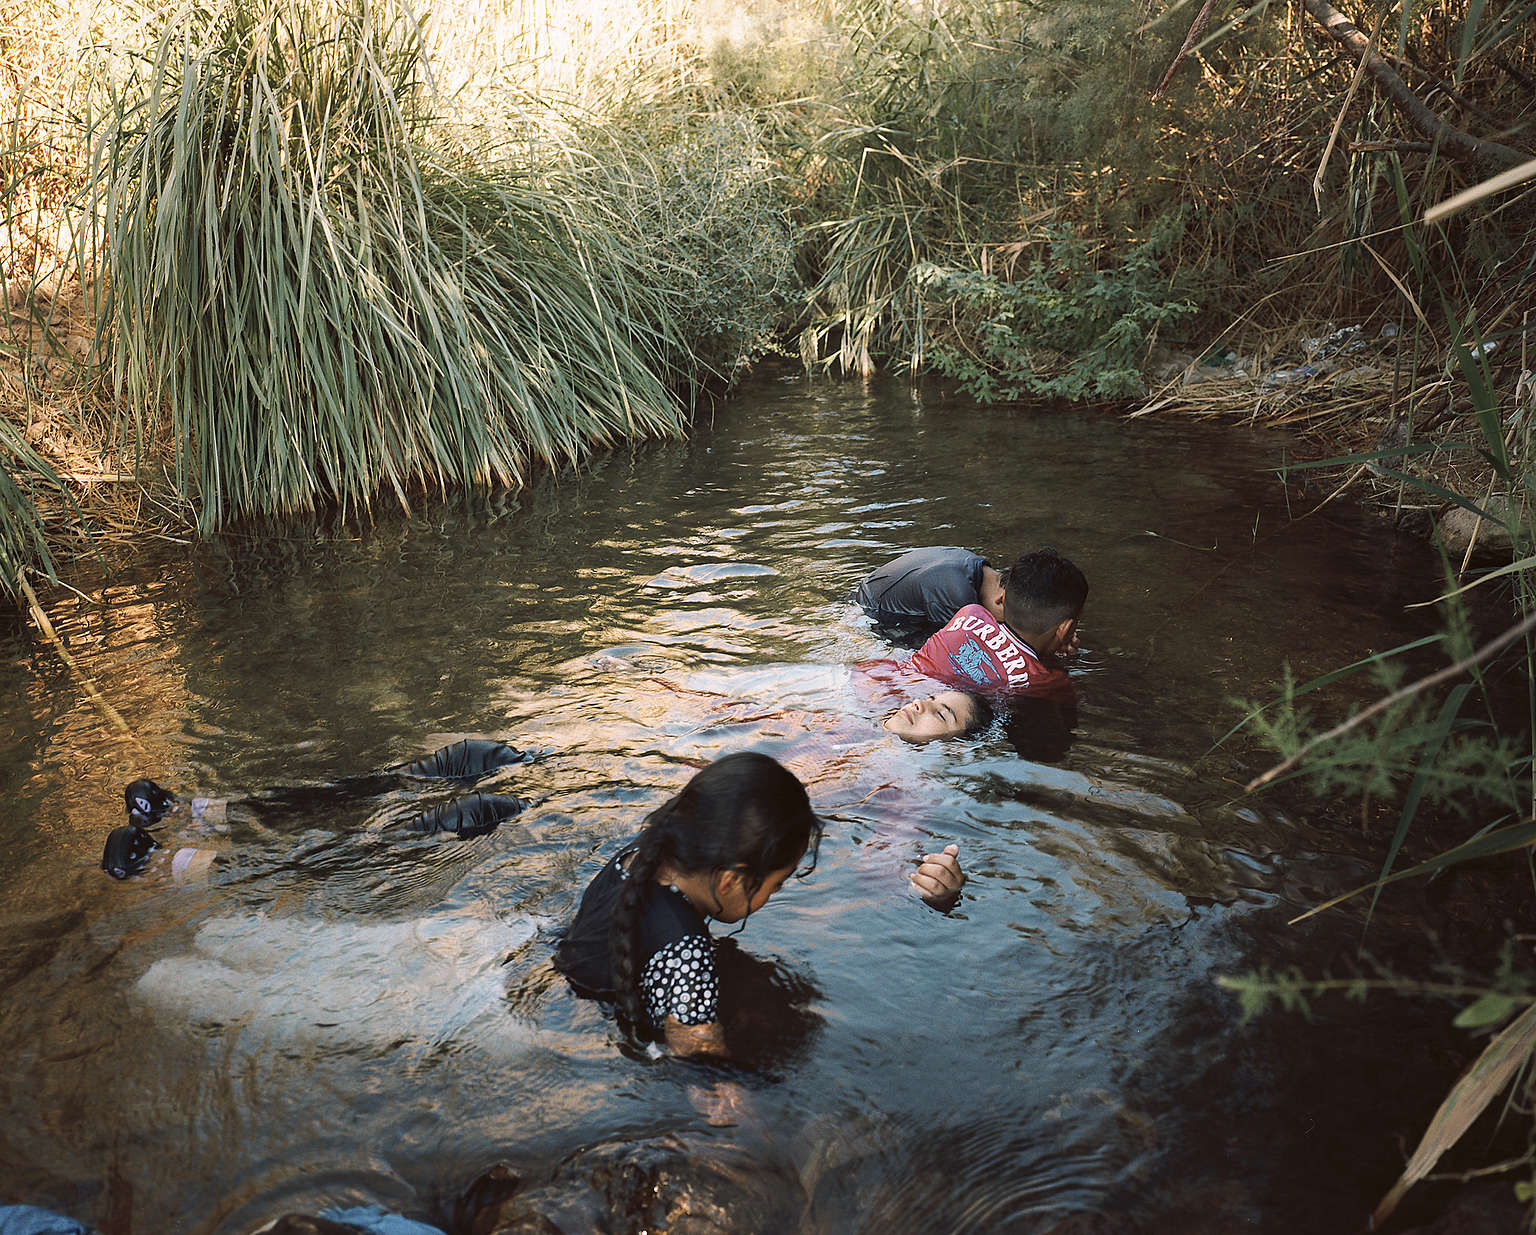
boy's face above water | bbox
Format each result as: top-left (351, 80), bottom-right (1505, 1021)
top-left (1042, 615), bottom-right (1080, 659)
top-left (883, 691), bottom-right (979, 743)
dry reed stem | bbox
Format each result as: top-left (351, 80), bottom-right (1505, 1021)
top-left (16, 569), bottom-right (147, 751)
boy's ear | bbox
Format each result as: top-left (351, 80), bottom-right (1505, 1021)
top-left (1052, 616), bottom-right (1077, 651)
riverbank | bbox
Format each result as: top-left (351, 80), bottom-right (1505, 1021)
top-left (1, 287), bottom-right (1525, 604)
top-left (5, 0), bottom-right (1532, 603)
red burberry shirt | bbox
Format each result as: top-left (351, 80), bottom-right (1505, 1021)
top-left (908, 604), bottom-right (1070, 695)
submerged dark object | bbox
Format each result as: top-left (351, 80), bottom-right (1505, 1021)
top-left (251, 1208), bottom-right (446, 1235)
top-left (393, 739), bottom-right (533, 780)
top-left (101, 824), bottom-right (160, 879)
top-left (0, 1203), bottom-right (99, 1234)
top-left (456, 1134), bottom-right (805, 1235)
top-left (124, 778), bottom-right (175, 825)
top-left (250, 1219), bottom-right (361, 1235)
top-left (241, 740), bottom-right (531, 830)
top-left (398, 792), bottom-right (525, 838)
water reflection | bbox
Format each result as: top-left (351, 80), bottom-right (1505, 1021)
top-left (135, 908), bottom-right (541, 1058)
top-left (0, 375), bottom-right (1466, 1234)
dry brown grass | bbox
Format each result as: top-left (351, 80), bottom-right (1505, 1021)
top-left (0, 0), bottom-right (173, 579)
top-left (1134, 311), bottom-right (1534, 551)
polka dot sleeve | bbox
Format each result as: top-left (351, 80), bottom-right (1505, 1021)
top-left (641, 935), bottom-right (719, 1027)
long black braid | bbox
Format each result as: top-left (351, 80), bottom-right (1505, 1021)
top-left (609, 822), bottom-right (676, 1042)
top-left (608, 752), bottom-right (821, 1045)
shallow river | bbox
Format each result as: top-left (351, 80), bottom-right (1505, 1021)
top-left (0, 375), bottom-right (1479, 1233)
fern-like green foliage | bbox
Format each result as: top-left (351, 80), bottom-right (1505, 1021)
top-left (1239, 659), bottom-right (1524, 822)
top-left (1220, 960), bottom-right (1536, 1030)
top-left (920, 218), bottom-right (1199, 402)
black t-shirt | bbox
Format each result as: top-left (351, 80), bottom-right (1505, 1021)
top-left (854, 546), bottom-right (987, 631)
top-left (553, 849), bottom-right (720, 1030)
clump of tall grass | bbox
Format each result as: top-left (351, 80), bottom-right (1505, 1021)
top-left (1, 0), bottom-right (110, 596)
top-left (575, 110), bottom-right (800, 385)
top-left (89, 0), bottom-right (691, 533)
top-left (791, 0), bottom-right (1215, 389)
top-left (0, 423), bottom-right (66, 592)
top-left (787, 0), bottom-right (1534, 402)
top-left (918, 216), bottom-right (1200, 401)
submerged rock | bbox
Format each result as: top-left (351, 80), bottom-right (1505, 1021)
top-left (459, 1134), bottom-right (805, 1235)
top-left (250, 1205), bottom-right (447, 1234)
top-left (1435, 497), bottom-right (1523, 561)
top-left (250, 1218), bottom-right (365, 1235)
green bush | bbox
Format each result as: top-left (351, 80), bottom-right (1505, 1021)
top-left (789, 0), bottom-right (1212, 385)
top-left (920, 218), bottom-right (1199, 402)
top-left (587, 112), bottom-right (800, 385)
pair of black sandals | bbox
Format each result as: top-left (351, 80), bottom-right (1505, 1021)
top-left (100, 779), bottom-right (177, 880)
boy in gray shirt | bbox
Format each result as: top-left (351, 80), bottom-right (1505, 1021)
top-left (854, 546), bottom-right (1005, 635)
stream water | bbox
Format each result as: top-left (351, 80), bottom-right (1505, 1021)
top-left (0, 374), bottom-right (1488, 1234)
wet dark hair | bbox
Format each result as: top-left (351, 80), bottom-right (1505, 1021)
top-left (1002, 547), bottom-right (1088, 636)
top-left (957, 692), bottom-right (995, 735)
top-left (609, 752), bottom-right (822, 1043)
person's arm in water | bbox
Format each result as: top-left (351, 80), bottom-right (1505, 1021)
top-left (667, 1020), bottom-right (759, 1129)
top-left (664, 1018), bottom-right (728, 1057)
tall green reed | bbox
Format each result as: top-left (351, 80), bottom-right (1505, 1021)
top-left (0, 423), bottom-right (66, 595)
top-left (1, 38), bottom-right (91, 598)
top-left (569, 109), bottom-right (799, 386)
top-left (792, 0), bottom-right (1211, 389)
top-left (89, 0), bottom-right (690, 533)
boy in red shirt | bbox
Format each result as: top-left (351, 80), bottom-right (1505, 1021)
top-left (908, 547), bottom-right (1086, 696)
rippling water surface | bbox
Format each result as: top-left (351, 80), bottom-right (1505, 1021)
top-left (0, 376), bottom-right (1474, 1233)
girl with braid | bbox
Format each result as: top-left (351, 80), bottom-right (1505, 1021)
top-left (553, 752), bottom-right (819, 1058)
top-left (554, 751), bottom-right (964, 1059)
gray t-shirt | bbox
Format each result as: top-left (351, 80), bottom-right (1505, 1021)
top-left (854, 546), bottom-right (987, 631)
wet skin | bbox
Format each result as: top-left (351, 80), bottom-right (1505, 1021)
top-left (882, 691), bottom-right (983, 743)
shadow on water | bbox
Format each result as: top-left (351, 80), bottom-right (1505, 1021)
top-left (0, 374), bottom-right (1502, 1234)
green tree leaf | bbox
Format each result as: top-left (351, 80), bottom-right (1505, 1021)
top-left (1452, 992), bottom-right (1521, 1030)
